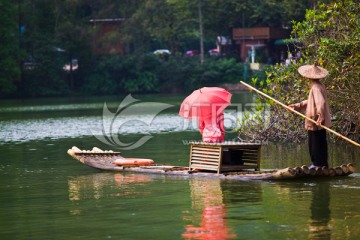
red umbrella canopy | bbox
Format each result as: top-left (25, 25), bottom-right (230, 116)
top-left (179, 87), bottom-right (232, 120)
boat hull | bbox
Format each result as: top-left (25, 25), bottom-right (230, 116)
top-left (67, 146), bottom-right (355, 181)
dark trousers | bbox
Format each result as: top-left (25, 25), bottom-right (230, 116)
top-left (308, 129), bottom-right (328, 167)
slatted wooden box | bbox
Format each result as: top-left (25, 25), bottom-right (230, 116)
top-left (189, 142), bottom-right (261, 173)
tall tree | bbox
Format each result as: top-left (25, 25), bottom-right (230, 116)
top-left (237, 0), bottom-right (360, 142)
top-left (0, 1), bottom-right (21, 97)
top-left (18, 0), bottom-right (68, 96)
top-left (124, 0), bottom-right (196, 53)
top-left (53, 0), bottom-right (92, 90)
top-left (293, 0), bottom-right (360, 139)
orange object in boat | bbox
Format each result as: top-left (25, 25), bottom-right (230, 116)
top-left (114, 158), bottom-right (154, 166)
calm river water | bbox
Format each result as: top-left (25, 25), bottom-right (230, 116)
top-left (0, 93), bottom-right (359, 240)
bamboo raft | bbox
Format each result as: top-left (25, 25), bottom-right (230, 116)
top-left (67, 146), bottom-right (355, 180)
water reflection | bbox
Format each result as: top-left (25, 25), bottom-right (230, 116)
top-left (271, 180), bottom-right (332, 239)
top-left (182, 178), bottom-right (237, 239)
top-left (32, 163), bottom-right (360, 239)
top-left (2, 92), bottom-right (360, 240)
top-left (308, 181), bottom-right (331, 240)
top-left (68, 173), bottom-right (153, 201)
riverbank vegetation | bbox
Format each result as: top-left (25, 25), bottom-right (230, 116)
top-left (1, 0), bottom-right (313, 98)
top-left (237, 0), bottom-right (360, 142)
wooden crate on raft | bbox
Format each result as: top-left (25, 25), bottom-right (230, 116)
top-left (189, 142), bottom-right (261, 173)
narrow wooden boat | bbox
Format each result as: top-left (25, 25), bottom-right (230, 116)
top-left (67, 146), bottom-right (355, 181)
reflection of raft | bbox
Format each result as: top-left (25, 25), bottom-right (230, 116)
top-left (67, 146), bottom-right (355, 181)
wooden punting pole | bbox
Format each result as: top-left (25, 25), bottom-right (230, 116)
top-left (240, 81), bottom-right (360, 148)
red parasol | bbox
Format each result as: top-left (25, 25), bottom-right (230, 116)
top-left (179, 87), bottom-right (232, 142)
top-left (179, 87), bottom-right (232, 119)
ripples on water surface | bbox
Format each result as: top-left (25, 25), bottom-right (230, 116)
top-left (0, 95), bottom-right (242, 144)
top-left (0, 114), bottom-right (189, 143)
top-left (0, 94), bottom-right (359, 240)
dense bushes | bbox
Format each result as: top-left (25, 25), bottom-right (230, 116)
top-left (1, 0), bottom-right (315, 98)
top-left (0, 2), bottom-right (20, 98)
top-left (9, 52), bottom-right (267, 98)
top-left (20, 48), bottom-right (70, 97)
top-left (80, 55), bottom-right (263, 95)
top-left (237, 0), bottom-right (360, 142)
top-left (293, 0), bottom-right (360, 140)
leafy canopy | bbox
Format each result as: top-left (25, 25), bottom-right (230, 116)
top-left (237, 0), bottom-right (360, 142)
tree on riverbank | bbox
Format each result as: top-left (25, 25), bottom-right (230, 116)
top-left (0, 2), bottom-right (21, 97)
top-left (0, 0), bottom-right (316, 98)
top-left (237, 0), bottom-right (360, 142)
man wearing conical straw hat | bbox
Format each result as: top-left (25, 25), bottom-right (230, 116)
top-left (289, 63), bottom-right (332, 168)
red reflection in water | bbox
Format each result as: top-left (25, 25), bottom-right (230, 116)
top-left (182, 179), bottom-right (236, 240)
top-left (183, 205), bottom-right (236, 240)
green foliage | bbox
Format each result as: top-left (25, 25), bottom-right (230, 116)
top-left (237, 0), bottom-right (360, 142)
top-left (123, 0), bottom-right (312, 54)
top-left (206, 58), bottom-right (243, 83)
top-left (81, 55), bottom-right (258, 95)
top-left (0, 1), bottom-right (20, 97)
top-left (156, 56), bottom-right (199, 92)
top-left (0, 0), bottom-right (314, 98)
top-left (293, 0), bottom-right (360, 140)
top-left (20, 48), bottom-right (70, 97)
top-left (82, 54), bottom-right (162, 95)
top-left (19, 29), bottom-right (71, 97)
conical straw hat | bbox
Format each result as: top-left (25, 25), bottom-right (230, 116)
top-left (298, 64), bottom-right (329, 79)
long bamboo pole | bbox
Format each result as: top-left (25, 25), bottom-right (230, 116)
top-left (240, 81), bottom-right (360, 147)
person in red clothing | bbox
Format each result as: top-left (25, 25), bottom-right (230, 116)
top-left (179, 87), bottom-right (231, 143)
top-left (198, 111), bottom-right (224, 143)
top-left (288, 63), bottom-right (331, 168)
